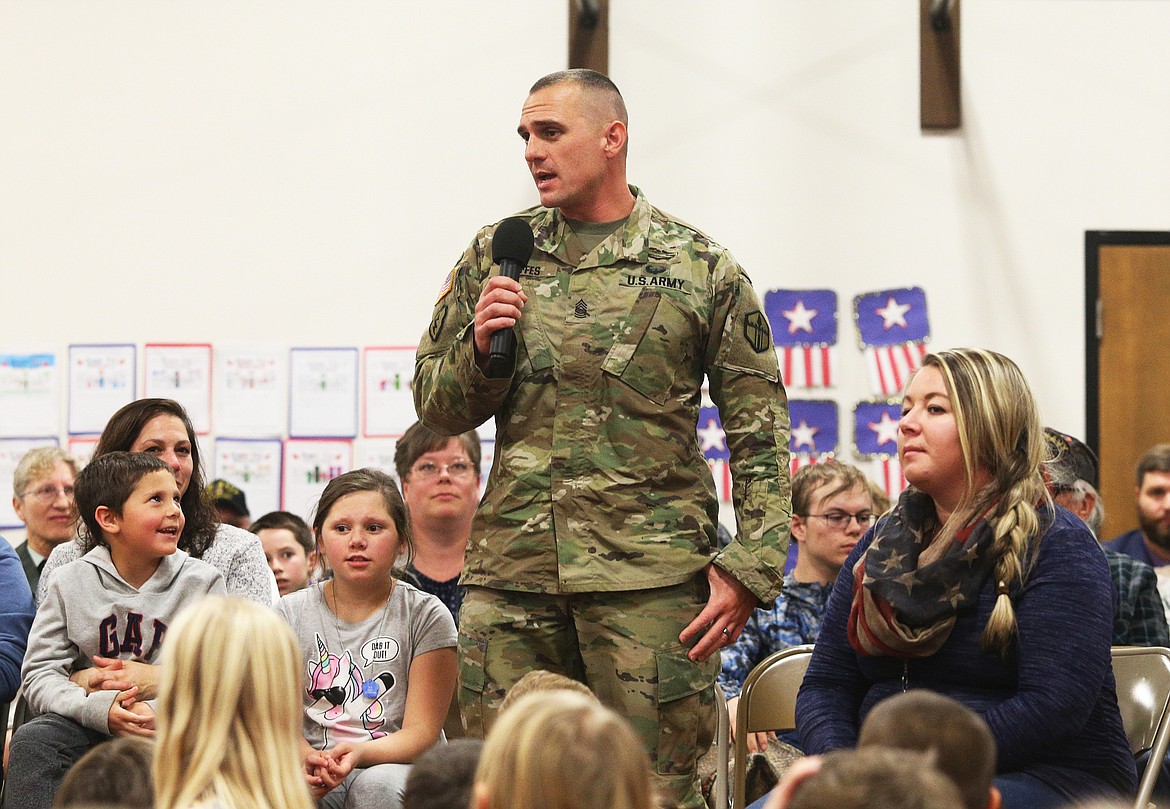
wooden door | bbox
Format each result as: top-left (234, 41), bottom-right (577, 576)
top-left (1087, 232), bottom-right (1170, 541)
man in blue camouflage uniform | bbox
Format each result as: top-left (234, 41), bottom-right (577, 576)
top-left (414, 69), bottom-right (790, 808)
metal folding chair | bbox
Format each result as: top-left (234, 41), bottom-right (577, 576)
top-left (731, 645), bottom-right (814, 809)
top-left (1112, 646), bottom-right (1170, 809)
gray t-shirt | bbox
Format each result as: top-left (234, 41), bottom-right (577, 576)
top-left (276, 580), bottom-right (456, 750)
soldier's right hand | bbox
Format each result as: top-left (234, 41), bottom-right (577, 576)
top-left (473, 275), bottom-right (528, 361)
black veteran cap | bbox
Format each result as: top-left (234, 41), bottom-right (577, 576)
top-left (1043, 428), bottom-right (1099, 490)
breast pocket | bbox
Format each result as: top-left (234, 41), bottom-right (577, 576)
top-left (601, 290), bottom-right (694, 405)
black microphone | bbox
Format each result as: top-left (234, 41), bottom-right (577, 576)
top-left (487, 217), bottom-right (535, 378)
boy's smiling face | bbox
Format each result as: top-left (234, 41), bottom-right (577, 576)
top-left (99, 469), bottom-right (185, 579)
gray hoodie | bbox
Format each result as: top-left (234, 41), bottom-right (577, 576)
top-left (21, 545), bottom-right (225, 733)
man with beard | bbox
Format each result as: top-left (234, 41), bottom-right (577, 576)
top-left (1105, 444), bottom-right (1170, 568)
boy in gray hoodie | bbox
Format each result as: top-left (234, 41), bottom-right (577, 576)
top-left (6, 451), bottom-right (225, 809)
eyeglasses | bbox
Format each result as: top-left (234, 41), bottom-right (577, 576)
top-left (21, 484), bottom-right (75, 503)
top-left (410, 460), bottom-right (475, 481)
top-left (803, 511), bottom-right (877, 529)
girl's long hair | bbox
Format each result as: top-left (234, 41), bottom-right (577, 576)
top-left (153, 596), bottom-right (313, 809)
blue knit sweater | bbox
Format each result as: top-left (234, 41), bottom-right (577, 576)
top-left (797, 506), bottom-right (1138, 801)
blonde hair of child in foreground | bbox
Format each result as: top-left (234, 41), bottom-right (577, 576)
top-left (152, 595), bottom-right (314, 809)
top-left (474, 690), bottom-right (657, 809)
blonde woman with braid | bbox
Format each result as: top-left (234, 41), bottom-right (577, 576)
top-left (153, 596), bottom-right (313, 809)
top-left (794, 349), bottom-right (1136, 809)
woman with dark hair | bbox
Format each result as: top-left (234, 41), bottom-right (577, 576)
top-left (795, 349), bottom-right (1136, 809)
top-left (39, 398), bottom-right (274, 608)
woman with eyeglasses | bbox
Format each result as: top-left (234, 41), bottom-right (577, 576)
top-left (11, 447), bottom-right (79, 594)
top-left (793, 350), bottom-right (1136, 809)
top-left (392, 421), bottom-right (482, 627)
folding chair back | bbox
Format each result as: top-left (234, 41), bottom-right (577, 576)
top-left (1112, 646), bottom-right (1170, 809)
top-left (731, 644), bottom-right (814, 809)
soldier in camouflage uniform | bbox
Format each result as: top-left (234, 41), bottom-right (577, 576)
top-left (414, 69), bottom-right (791, 809)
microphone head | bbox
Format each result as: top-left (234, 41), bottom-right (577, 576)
top-left (491, 217), bottom-right (535, 265)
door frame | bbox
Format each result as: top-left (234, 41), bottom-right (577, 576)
top-left (1084, 230), bottom-right (1170, 456)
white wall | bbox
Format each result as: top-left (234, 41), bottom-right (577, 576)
top-left (2, 1), bottom-right (1168, 521)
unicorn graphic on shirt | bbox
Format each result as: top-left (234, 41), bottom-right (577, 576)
top-left (307, 634), bottom-right (395, 744)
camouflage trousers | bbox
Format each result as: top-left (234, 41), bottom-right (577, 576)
top-left (458, 578), bottom-right (719, 809)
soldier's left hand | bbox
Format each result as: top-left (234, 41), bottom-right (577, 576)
top-left (680, 564), bottom-right (756, 662)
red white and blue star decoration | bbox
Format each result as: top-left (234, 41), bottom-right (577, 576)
top-left (853, 287), bottom-right (930, 397)
top-left (853, 399), bottom-right (907, 499)
top-left (763, 288), bottom-right (838, 389)
top-left (788, 399), bottom-right (839, 476)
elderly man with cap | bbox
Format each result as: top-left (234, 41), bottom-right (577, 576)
top-left (1044, 428), bottom-right (1168, 646)
top-left (205, 478), bottom-right (251, 529)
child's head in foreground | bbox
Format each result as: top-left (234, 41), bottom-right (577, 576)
top-left (474, 690), bottom-right (657, 809)
top-left (498, 669), bottom-right (597, 714)
top-left (153, 595), bottom-right (313, 809)
top-left (857, 690), bottom-right (998, 809)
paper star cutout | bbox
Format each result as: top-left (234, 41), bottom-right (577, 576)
top-left (782, 300), bottom-right (818, 334)
top-left (868, 412), bottom-right (900, 446)
top-left (791, 420), bottom-right (819, 451)
top-left (698, 418), bottom-right (726, 453)
top-left (876, 296), bottom-right (911, 329)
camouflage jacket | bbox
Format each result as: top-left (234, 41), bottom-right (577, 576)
top-left (414, 188), bottom-right (791, 602)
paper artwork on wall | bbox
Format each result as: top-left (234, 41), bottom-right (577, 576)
top-left (852, 399), bottom-right (907, 500)
top-left (67, 437), bottom-right (98, 469)
top-left (144, 344), bottom-right (212, 434)
top-left (214, 437), bottom-right (283, 521)
top-left (355, 439), bottom-right (400, 481)
top-left (0, 352), bottom-right (59, 437)
top-left (788, 399), bottom-right (839, 476)
top-left (853, 287), bottom-right (930, 397)
top-left (217, 346), bottom-right (286, 437)
top-left (68, 344), bottom-right (136, 435)
top-left (363, 347), bottom-right (417, 438)
top-left (764, 288), bottom-right (838, 389)
top-left (288, 348), bottom-right (358, 439)
top-left (0, 436), bottom-right (59, 529)
top-left (283, 439), bottom-right (353, 521)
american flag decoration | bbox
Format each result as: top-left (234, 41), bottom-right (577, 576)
top-left (698, 404), bottom-right (732, 502)
top-left (789, 399), bottom-right (839, 477)
top-left (853, 287), bottom-right (930, 397)
top-left (763, 288), bottom-right (838, 389)
top-left (853, 399), bottom-right (907, 500)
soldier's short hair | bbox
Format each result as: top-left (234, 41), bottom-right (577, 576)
top-left (529, 69), bottom-right (628, 126)
top-left (1137, 444), bottom-right (1170, 488)
top-left (393, 421), bottom-right (481, 483)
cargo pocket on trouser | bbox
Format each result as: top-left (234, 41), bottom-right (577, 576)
top-left (655, 649), bottom-right (719, 777)
top-left (458, 631), bottom-right (489, 738)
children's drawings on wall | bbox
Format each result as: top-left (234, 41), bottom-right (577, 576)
top-left (68, 344), bottom-right (135, 435)
top-left (362, 347), bottom-right (416, 438)
top-left (67, 437), bottom-right (98, 469)
top-left (218, 346), bottom-right (286, 436)
top-left (214, 437), bottom-right (283, 520)
top-left (283, 439), bottom-right (353, 519)
top-left (289, 348), bottom-right (358, 439)
top-left (144, 344), bottom-right (212, 434)
top-left (0, 352), bottom-right (59, 437)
